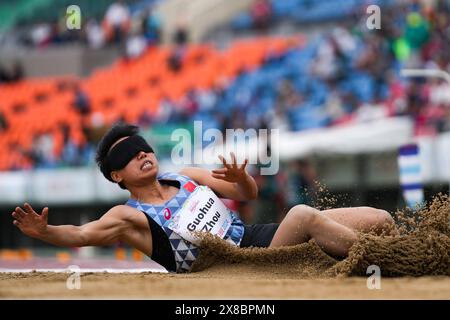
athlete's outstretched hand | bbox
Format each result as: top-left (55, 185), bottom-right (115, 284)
top-left (212, 152), bottom-right (249, 183)
top-left (12, 203), bottom-right (48, 238)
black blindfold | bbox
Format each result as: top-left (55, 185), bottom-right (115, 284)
top-left (101, 135), bottom-right (154, 182)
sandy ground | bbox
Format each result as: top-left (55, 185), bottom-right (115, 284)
top-left (2, 195), bottom-right (449, 300)
top-left (1, 267), bottom-right (449, 299)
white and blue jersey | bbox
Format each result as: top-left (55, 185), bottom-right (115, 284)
top-left (126, 172), bottom-right (245, 273)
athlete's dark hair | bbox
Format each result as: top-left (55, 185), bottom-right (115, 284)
top-left (95, 122), bottom-right (140, 189)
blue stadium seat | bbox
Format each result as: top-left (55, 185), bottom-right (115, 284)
top-left (231, 12), bottom-right (253, 30)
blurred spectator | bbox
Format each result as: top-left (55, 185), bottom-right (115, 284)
top-left (29, 132), bottom-right (57, 168)
top-left (137, 110), bottom-right (154, 129)
top-left (423, 102), bottom-right (446, 134)
top-left (386, 71), bottom-right (407, 116)
top-left (85, 114), bottom-right (109, 146)
top-left (11, 61), bottom-right (23, 82)
top-left (429, 80), bottom-right (450, 106)
top-left (59, 123), bottom-right (81, 166)
top-left (324, 89), bottom-right (347, 123)
top-left (167, 47), bottom-right (184, 72)
top-left (142, 8), bottom-right (162, 46)
top-left (167, 20), bottom-right (190, 72)
top-left (406, 81), bottom-right (427, 117)
top-left (264, 104), bottom-right (290, 132)
top-left (356, 34), bottom-right (392, 101)
top-left (155, 96), bottom-right (175, 124)
top-left (406, 80), bottom-right (430, 135)
top-left (85, 18), bottom-right (106, 49)
top-left (229, 108), bottom-right (247, 129)
top-left (104, 0), bottom-right (131, 44)
top-left (180, 90), bottom-right (199, 116)
top-left (250, 0), bottom-right (272, 30)
top-left (51, 16), bottom-right (81, 44)
top-left (0, 61), bottom-right (24, 83)
top-left (173, 20), bottom-right (189, 46)
top-left (405, 12), bottom-right (430, 51)
top-left (312, 34), bottom-right (350, 84)
top-left (440, 104), bottom-right (450, 132)
top-left (30, 22), bottom-right (52, 47)
top-left (274, 79), bottom-right (303, 129)
top-left (125, 32), bottom-right (147, 59)
top-left (197, 89), bottom-right (218, 113)
top-left (72, 84), bottom-right (91, 116)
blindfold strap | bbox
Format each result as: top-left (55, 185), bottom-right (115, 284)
top-left (103, 135), bottom-right (154, 180)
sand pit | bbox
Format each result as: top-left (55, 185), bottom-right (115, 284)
top-left (1, 270), bottom-right (449, 299)
top-left (1, 195), bottom-right (449, 299)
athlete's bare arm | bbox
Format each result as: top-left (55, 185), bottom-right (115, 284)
top-left (180, 152), bottom-right (258, 201)
top-left (12, 203), bottom-right (152, 255)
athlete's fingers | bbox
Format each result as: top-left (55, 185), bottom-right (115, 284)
top-left (15, 207), bottom-right (27, 217)
top-left (230, 152), bottom-right (238, 168)
top-left (13, 220), bottom-right (21, 227)
top-left (218, 155), bottom-right (231, 169)
top-left (24, 203), bottom-right (37, 215)
top-left (41, 207), bottom-right (49, 220)
top-left (239, 158), bottom-right (248, 170)
top-left (12, 212), bottom-right (23, 221)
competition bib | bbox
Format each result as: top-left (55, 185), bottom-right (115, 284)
top-left (168, 185), bottom-right (232, 245)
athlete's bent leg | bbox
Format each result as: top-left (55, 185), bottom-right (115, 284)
top-left (269, 205), bottom-right (358, 258)
top-left (321, 207), bottom-right (398, 235)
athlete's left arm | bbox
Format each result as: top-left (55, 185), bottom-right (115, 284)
top-left (179, 153), bottom-right (258, 201)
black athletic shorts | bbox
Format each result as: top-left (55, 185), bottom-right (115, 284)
top-left (144, 210), bottom-right (280, 271)
top-left (240, 223), bottom-right (280, 248)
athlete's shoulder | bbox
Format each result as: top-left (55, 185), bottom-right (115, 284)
top-left (105, 204), bottom-right (141, 218)
top-left (101, 205), bottom-right (148, 228)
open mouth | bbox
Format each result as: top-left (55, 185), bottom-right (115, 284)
top-left (140, 160), bottom-right (153, 171)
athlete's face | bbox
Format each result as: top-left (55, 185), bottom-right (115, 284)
top-left (110, 137), bottom-right (159, 187)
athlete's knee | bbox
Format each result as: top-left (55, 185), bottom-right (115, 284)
top-left (375, 209), bottom-right (395, 226)
top-left (367, 207), bottom-right (396, 231)
top-left (287, 204), bottom-right (320, 226)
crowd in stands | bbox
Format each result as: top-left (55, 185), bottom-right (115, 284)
top-left (0, 36), bottom-right (294, 171)
top-left (232, 0), bottom-right (394, 30)
top-left (8, 0), bottom-right (162, 58)
top-left (1, 0), bottom-right (450, 221)
top-left (237, 0), bottom-right (450, 135)
top-left (171, 1), bottom-right (450, 134)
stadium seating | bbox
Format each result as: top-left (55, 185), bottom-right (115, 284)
top-left (231, 0), bottom-right (398, 30)
top-left (0, 37), bottom-right (296, 170)
top-left (0, 0), bottom-right (148, 30)
top-left (1, 0), bottom-right (446, 172)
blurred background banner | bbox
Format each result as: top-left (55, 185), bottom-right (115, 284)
top-left (1, 0), bottom-right (449, 263)
top-left (398, 143), bottom-right (424, 208)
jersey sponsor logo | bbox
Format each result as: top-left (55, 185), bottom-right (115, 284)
top-left (183, 181), bottom-right (197, 193)
top-left (164, 208), bottom-right (172, 220)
